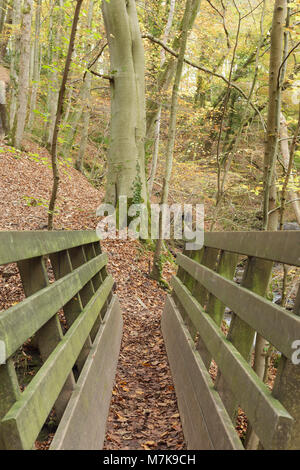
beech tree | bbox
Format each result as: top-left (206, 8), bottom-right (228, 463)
top-left (11, 0), bottom-right (33, 149)
top-left (48, 0), bottom-right (83, 230)
top-left (151, 0), bottom-right (194, 281)
top-left (101, 0), bottom-right (147, 207)
top-left (262, 0), bottom-right (287, 231)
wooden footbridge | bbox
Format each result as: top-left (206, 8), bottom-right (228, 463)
top-left (0, 230), bottom-right (299, 450)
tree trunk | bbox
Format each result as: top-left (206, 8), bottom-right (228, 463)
top-left (11, 0), bottom-right (33, 149)
top-left (102, 0), bottom-right (147, 206)
top-left (279, 113), bottom-right (300, 225)
top-left (262, 0), bottom-right (287, 231)
top-left (0, 0), bottom-right (7, 36)
top-left (48, 0), bottom-right (83, 230)
top-left (75, 0), bottom-right (94, 172)
top-left (28, 0), bottom-right (41, 130)
top-left (146, 0), bottom-right (201, 141)
top-left (148, 0), bottom-right (176, 196)
top-left (8, 0), bottom-right (21, 135)
top-left (151, 0), bottom-right (193, 280)
top-left (46, 0), bottom-right (64, 148)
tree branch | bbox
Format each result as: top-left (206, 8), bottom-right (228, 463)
top-left (87, 69), bottom-right (113, 81)
top-left (142, 32), bottom-right (265, 128)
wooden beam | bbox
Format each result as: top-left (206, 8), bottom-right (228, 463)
top-left (0, 276), bottom-right (114, 450)
top-left (177, 254), bottom-right (300, 360)
top-left (0, 254), bottom-right (108, 357)
top-left (0, 231), bottom-right (100, 265)
top-left (171, 276), bottom-right (293, 449)
top-left (203, 231), bottom-right (300, 266)
top-left (162, 295), bottom-right (243, 450)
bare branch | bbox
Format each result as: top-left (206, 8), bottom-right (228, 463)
top-left (87, 69), bottom-right (113, 81)
top-left (142, 32), bottom-right (265, 126)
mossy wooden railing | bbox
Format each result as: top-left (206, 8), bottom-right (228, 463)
top-left (162, 231), bottom-right (300, 450)
top-left (0, 231), bottom-right (123, 450)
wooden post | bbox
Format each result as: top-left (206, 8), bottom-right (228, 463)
top-left (0, 359), bottom-right (21, 449)
top-left (176, 248), bottom-right (203, 337)
top-left (192, 247), bottom-right (219, 367)
top-left (200, 251), bottom-right (238, 368)
top-left (272, 285), bottom-right (300, 449)
top-left (214, 256), bottom-right (273, 421)
top-left (17, 256), bottom-right (75, 422)
top-left (62, 246), bottom-right (94, 373)
top-left (192, 247), bottom-right (219, 308)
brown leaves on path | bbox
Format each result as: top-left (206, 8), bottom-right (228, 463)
top-left (102, 238), bottom-right (185, 450)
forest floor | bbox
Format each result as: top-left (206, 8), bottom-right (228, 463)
top-left (0, 141), bottom-right (185, 450)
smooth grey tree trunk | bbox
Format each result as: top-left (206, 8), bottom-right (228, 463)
top-left (12, 0), bottom-right (33, 148)
top-left (148, 0), bottom-right (176, 196)
top-left (9, 0), bottom-right (21, 132)
top-left (46, 0), bottom-right (64, 148)
top-left (151, 0), bottom-right (193, 280)
top-left (263, 0), bottom-right (287, 231)
top-left (28, 0), bottom-right (41, 129)
top-left (102, 0), bottom-right (147, 206)
top-left (75, 0), bottom-right (94, 172)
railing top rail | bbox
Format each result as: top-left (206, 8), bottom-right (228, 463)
top-left (0, 254), bottom-right (108, 358)
top-left (176, 253), bottom-right (300, 360)
top-left (204, 231), bottom-right (300, 266)
top-left (0, 231), bottom-right (100, 265)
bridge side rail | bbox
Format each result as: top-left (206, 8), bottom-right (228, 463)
top-left (162, 231), bottom-right (300, 450)
top-left (0, 231), bottom-right (123, 450)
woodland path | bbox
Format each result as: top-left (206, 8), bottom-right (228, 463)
top-left (102, 238), bottom-right (185, 450)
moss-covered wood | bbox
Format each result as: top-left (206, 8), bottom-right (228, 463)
top-left (0, 253), bottom-right (107, 358)
top-left (171, 275), bottom-right (293, 449)
top-left (177, 253), bottom-right (300, 360)
top-left (203, 231), bottom-right (300, 267)
top-left (0, 231), bottom-right (121, 450)
top-left (165, 231), bottom-right (300, 450)
top-left (0, 230), bottom-right (100, 266)
top-left (162, 295), bottom-right (243, 450)
top-left (0, 275), bottom-right (114, 450)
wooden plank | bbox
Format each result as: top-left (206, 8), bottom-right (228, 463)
top-left (0, 276), bottom-right (114, 450)
top-left (0, 253), bottom-right (108, 358)
top-left (0, 231), bottom-right (100, 265)
top-left (162, 295), bottom-right (244, 450)
top-left (176, 249), bottom-right (203, 340)
top-left (50, 295), bottom-right (123, 450)
top-left (177, 254), bottom-right (300, 361)
top-left (171, 276), bottom-right (294, 450)
top-left (164, 287), bottom-right (214, 450)
top-left (204, 231), bottom-right (300, 267)
top-left (67, 246), bottom-right (95, 373)
top-left (50, 249), bottom-right (93, 375)
top-left (0, 359), bottom-right (21, 449)
top-left (82, 244), bottom-right (105, 340)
